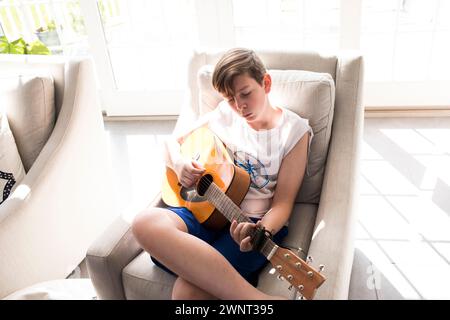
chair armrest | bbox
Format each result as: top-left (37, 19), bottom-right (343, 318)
top-left (86, 194), bottom-right (164, 300)
top-left (307, 54), bottom-right (364, 300)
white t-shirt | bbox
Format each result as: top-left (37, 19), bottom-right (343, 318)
top-left (207, 101), bottom-right (314, 219)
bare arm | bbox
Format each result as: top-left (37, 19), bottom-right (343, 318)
top-left (164, 115), bottom-right (210, 169)
top-left (260, 132), bottom-right (310, 234)
top-left (163, 112), bottom-right (216, 187)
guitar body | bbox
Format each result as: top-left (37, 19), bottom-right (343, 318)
top-left (161, 127), bottom-right (251, 230)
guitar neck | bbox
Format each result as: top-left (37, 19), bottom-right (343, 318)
top-left (205, 183), bottom-right (279, 260)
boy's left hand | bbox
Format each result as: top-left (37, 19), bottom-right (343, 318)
top-left (230, 220), bottom-right (261, 252)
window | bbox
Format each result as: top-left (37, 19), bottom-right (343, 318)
top-left (361, 0), bottom-right (450, 107)
top-left (99, 0), bottom-right (198, 91)
top-left (0, 0), bottom-right (89, 55)
top-left (362, 0), bottom-right (450, 82)
top-left (79, 0), bottom-right (199, 115)
top-left (2, 0), bottom-right (449, 115)
top-left (87, 0), bottom-right (343, 116)
top-left (232, 0), bottom-right (340, 52)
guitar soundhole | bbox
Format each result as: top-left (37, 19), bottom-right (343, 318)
top-left (197, 174), bottom-right (213, 196)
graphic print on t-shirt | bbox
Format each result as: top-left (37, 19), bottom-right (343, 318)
top-left (233, 151), bottom-right (269, 189)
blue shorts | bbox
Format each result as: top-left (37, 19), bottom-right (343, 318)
top-left (151, 206), bottom-right (288, 287)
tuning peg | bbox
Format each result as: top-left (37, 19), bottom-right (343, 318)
top-left (288, 285), bottom-right (293, 291)
top-left (284, 253), bottom-right (290, 259)
top-left (276, 265), bottom-right (282, 271)
top-left (297, 294), bottom-right (305, 300)
top-left (307, 256), bottom-right (313, 264)
top-left (298, 285), bottom-right (304, 291)
top-left (277, 275), bottom-right (285, 281)
top-left (307, 271), bottom-right (314, 278)
top-left (287, 275), bottom-right (293, 281)
top-left (297, 247), bottom-right (304, 255)
top-left (319, 264), bottom-right (325, 273)
top-left (295, 262), bottom-right (301, 269)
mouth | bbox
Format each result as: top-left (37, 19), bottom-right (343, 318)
top-left (243, 113), bottom-right (252, 119)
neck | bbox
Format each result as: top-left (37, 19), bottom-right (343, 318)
top-left (248, 104), bottom-right (280, 131)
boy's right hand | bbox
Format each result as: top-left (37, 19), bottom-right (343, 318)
top-left (173, 159), bottom-right (206, 188)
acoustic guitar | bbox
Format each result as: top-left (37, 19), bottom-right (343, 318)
top-left (161, 126), bottom-right (326, 299)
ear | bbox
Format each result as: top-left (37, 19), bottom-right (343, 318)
top-left (263, 73), bottom-right (272, 93)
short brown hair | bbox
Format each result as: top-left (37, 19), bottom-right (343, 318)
top-left (212, 48), bottom-right (266, 98)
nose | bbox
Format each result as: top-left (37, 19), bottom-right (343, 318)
top-left (235, 97), bottom-right (246, 111)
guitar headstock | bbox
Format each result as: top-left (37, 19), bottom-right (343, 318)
top-left (269, 246), bottom-right (326, 300)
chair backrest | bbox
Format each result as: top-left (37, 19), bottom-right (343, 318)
top-left (0, 55), bottom-right (92, 171)
top-left (0, 55), bottom-right (66, 117)
top-left (176, 49), bottom-right (363, 204)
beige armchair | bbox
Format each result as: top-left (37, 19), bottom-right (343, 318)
top-left (87, 49), bottom-right (364, 300)
top-left (0, 56), bottom-right (117, 298)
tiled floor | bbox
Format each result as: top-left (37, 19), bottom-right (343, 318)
top-left (98, 117), bottom-right (450, 300)
top-left (349, 117), bottom-right (450, 300)
top-left (103, 120), bottom-right (175, 218)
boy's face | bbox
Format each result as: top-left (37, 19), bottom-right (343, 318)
top-left (224, 73), bottom-right (271, 123)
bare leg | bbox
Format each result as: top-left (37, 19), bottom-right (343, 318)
top-left (132, 208), bottom-right (283, 300)
top-left (172, 277), bottom-right (217, 300)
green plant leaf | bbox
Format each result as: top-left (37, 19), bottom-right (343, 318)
top-left (0, 36), bottom-right (10, 54)
top-left (47, 20), bottom-right (56, 31)
top-left (9, 37), bottom-right (26, 54)
top-left (0, 36), bottom-right (50, 55)
top-left (28, 40), bottom-right (51, 55)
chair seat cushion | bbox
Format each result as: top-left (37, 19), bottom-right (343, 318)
top-left (0, 74), bottom-right (55, 171)
top-left (122, 251), bottom-right (176, 300)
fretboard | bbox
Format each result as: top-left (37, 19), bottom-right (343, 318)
top-left (204, 182), bottom-right (278, 260)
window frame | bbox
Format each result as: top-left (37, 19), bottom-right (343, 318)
top-left (80, 0), bottom-right (450, 115)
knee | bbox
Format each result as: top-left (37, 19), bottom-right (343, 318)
top-left (131, 209), bottom-right (163, 245)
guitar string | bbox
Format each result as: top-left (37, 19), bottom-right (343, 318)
top-left (203, 182), bottom-right (315, 262)
top-left (197, 179), bottom-right (310, 260)
top-left (197, 178), bottom-right (276, 257)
